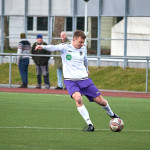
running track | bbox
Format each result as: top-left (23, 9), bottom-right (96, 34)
top-left (0, 87), bottom-right (150, 99)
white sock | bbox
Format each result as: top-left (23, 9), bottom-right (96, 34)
top-left (102, 101), bottom-right (114, 117)
top-left (77, 105), bottom-right (93, 125)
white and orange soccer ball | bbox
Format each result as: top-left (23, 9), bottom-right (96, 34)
top-left (109, 118), bottom-right (124, 132)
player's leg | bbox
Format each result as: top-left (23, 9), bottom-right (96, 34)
top-left (72, 92), bottom-right (92, 123)
top-left (93, 95), bottom-right (115, 117)
top-left (64, 80), bottom-right (95, 131)
top-left (72, 92), bottom-right (83, 107)
top-left (72, 92), bottom-right (94, 131)
top-left (81, 78), bottom-right (120, 118)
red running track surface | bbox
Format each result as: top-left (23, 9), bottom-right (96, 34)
top-left (0, 87), bottom-right (150, 99)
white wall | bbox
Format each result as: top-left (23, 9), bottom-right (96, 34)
top-left (28, 0), bottom-right (48, 16)
top-left (3, 0), bottom-right (71, 16)
top-left (9, 16), bottom-right (25, 47)
top-left (51, 0), bottom-right (71, 16)
top-left (5, 0), bottom-right (25, 15)
top-left (111, 17), bottom-right (150, 56)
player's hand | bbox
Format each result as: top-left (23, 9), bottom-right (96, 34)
top-left (88, 71), bottom-right (90, 76)
top-left (35, 45), bottom-right (43, 50)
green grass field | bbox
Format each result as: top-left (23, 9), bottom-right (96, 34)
top-left (0, 92), bottom-right (150, 150)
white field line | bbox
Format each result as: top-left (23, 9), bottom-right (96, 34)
top-left (0, 126), bottom-right (150, 132)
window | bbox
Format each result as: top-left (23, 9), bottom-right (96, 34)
top-left (116, 17), bottom-right (123, 23)
top-left (77, 17), bottom-right (84, 31)
top-left (66, 17), bottom-right (85, 31)
top-left (27, 17), bottom-right (33, 30)
top-left (37, 17), bottom-right (48, 31)
top-left (66, 17), bottom-right (72, 31)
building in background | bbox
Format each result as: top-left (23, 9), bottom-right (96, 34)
top-left (0, 0), bottom-right (150, 58)
top-left (0, 0), bottom-right (120, 56)
top-left (0, 16), bottom-right (118, 56)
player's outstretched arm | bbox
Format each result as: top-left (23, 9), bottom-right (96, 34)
top-left (35, 44), bottom-right (65, 52)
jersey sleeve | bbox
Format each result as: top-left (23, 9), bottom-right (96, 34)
top-left (84, 48), bottom-right (88, 72)
top-left (42, 44), bottom-right (65, 53)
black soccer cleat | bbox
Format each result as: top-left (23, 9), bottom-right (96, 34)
top-left (85, 124), bottom-right (95, 132)
top-left (108, 113), bottom-right (120, 119)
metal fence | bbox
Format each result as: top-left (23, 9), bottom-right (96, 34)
top-left (0, 53), bottom-right (149, 93)
top-left (1, 0), bottom-right (150, 68)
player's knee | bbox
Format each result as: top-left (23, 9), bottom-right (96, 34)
top-left (75, 96), bottom-right (82, 104)
top-left (72, 94), bottom-right (82, 105)
top-left (76, 98), bottom-right (82, 105)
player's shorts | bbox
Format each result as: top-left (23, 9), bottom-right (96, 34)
top-left (64, 78), bottom-right (101, 102)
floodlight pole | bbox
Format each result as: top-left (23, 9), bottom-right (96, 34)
top-left (84, 0), bottom-right (89, 46)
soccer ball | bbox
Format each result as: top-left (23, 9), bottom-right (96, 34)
top-left (109, 118), bottom-right (124, 132)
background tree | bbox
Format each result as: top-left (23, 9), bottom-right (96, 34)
top-left (51, 17), bottom-right (65, 44)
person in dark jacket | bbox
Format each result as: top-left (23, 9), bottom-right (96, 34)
top-left (31, 34), bottom-right (50, 89)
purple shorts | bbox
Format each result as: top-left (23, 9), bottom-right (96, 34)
top-left (64, 78), bottom-right (101, 102)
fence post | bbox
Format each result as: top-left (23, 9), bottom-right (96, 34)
top-left (97, 0), bottom-right (102, 66)
top-left (145, 58), bottom-right (149, 93)
top-left (0, 0), bottom-right (4, 64)
top-left (72, 0), bottom-right (77, 33)
top-left (123, 0), bottom-right (128, 68)
top-left (48, 0), bottom-right (52, 44)
top-left (9, 55), bottom-right (12, 88)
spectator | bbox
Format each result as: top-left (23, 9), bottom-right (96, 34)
top-left (17, 33), bottom-right (31, 88)
top-left (31, 34), bottom-right (50, 89)
top-left (53, 31), bottom-right (69, 90)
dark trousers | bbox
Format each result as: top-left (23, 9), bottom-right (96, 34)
top-left (36, 64), bottom-right (50, 88)
top-left (18, 58), bottom-right (29, 85)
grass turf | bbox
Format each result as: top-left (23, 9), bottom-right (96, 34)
top-left (0, 63), bottom-right (150, 92)
top-left (0, 92), bottom-right (150, 150)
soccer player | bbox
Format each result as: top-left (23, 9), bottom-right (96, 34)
top-left (35, 30), bottom-right (120, 132)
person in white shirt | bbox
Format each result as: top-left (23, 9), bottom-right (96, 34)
top-left (35, 30), bottom-right (120, 132)
top-left (17, 33), bottom-right (31, 88)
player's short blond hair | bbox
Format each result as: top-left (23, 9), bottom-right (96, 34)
top-left (73, 30), bottom-right (86, 40)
